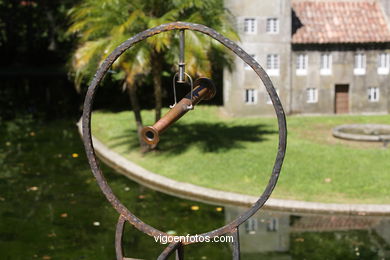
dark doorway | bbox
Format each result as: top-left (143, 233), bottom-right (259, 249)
top-left (335, 84), bottom-right (349, 114)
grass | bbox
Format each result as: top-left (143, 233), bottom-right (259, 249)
top-left (91, 106), bottom-right (390, 204)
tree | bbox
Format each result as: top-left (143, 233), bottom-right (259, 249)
top-left (67, 0), bottom-right (238, 150)
top-left (0, 0), bottom-right (79, 119)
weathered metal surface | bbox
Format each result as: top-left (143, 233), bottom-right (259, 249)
top-left (157, 242), bottom-right (183, 260)
top-left (175, 244), bottom-right (184, 260)
top-left (115, 215), bottom-right (126, 260)
top-left (141, 77), bottom-right (216, 145)
top-left (177, 30), bottom-right (186, 83)
top-left (81, 21), bottom-right (287, 259)
top-left (232, 228), bottom-right (241, 260)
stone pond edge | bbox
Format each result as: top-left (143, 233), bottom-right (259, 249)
top-left (77, 121), bottom-right (390, 216)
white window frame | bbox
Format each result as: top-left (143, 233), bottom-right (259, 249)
top-left (377, 53), bottom-right (390, 75)
top-left (266, 88), bottom-right (279, 104)
top-left (266, 54), bottom-right (279, 76)
top-left (244, 18), bottom-right (257, 34)
top-left (320, 53), bottom-right (332, 75)
top-left (245, 89), bottom-right (257, 104)
top-left (244, 54), bottom-right (256, 70)
top-left (368, 87), bottom-right (379, 102)
top-left (354, 53), bottom-right (366, 75)
top-left (306, 88), bottom-right (318, 103)
top-left (266, 18), bottom-right (279, 34)
top-left (296, 53), bottom-right (308, 76)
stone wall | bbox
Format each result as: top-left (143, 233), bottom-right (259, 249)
top-left (223, 0), bottom-right (390, 116)
top-left (291, 46), bottom-right (390, 114)
top-left (223, 0), bottom-right (292, 116)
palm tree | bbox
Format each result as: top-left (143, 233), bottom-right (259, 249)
top-left (68, 0), bottom-right (238, 149)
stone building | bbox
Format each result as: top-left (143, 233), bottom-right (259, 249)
top-left (223, 0), bottom-right (390, 116)
top-left (225, 207), bottom-right (390, 258)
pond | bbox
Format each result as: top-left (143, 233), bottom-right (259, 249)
top-left (1, 117), bottom-right (389, 259)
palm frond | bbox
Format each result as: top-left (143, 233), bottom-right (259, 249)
top-left (68, 0), bottom-right (238, 92)
top-left (110, 9), bottom-right (146, 35)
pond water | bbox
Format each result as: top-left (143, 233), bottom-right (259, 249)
top-left (1, 117), bottom-right (389, 259)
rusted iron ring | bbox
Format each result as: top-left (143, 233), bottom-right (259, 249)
top-left (82, 21), bottom-right (287, 244)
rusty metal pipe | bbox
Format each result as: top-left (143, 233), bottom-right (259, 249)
top-left (141, 77), bottom-right (216, 145)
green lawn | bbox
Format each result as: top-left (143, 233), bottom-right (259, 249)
top-left (91, 106), bottom-right (390, 204)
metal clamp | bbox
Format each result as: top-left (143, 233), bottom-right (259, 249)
top-left (170, 72), bottom-right (194, 110)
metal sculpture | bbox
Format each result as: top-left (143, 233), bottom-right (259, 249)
top-left (82, 22), bottom-right (287, 260)
top-left (141, 77), bottom-right (216, 145)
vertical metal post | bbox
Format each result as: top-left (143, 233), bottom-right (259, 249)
top-left (175, 243), bottom-right (184, 260)
top-left (232, 227), bottom-right (241, 260)
top-left (158, 242), bottom-right (182, 260)
top-left (178, 30), bottom-right (186, 83)
top-left (115, 215), bottom-right (126, 260)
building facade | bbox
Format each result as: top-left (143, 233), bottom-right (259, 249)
top-left (225, 207), bottom-right (390, 258)
top-left (223, 0), bottom-right (390, 116)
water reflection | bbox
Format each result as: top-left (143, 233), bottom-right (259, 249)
top-left (1, 117), bottom-right (389, 259)
top-left (226, 207), bottom-right (390, 259)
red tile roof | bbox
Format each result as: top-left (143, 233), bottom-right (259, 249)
top-left (292, 1), bottom-right (390, 44)
top-left (291, 215), bottom-right (379, 232)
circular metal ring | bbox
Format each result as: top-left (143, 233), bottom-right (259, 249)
top-left (82, 21), bottom-right (287, 244)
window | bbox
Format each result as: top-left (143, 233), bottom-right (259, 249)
top-left (266, 88), bottom-right (279, 104)
top-left (354, 53), bottom-right (366, 75)
top-left (266, 54), bottom-right (279, 76)
top-left (245, 54), bottom-right (256, 70)
top-left (245, 89), bottom-right (257, 104)
top-left (378, 53), bottom-right (390, 75)
top-left (266, 18), bottom-right (279, 33)
top-left (296, 54), bottom-right (308, 75)
top-left (368, 87), bottom-right (379, 102)
top-left (245, 218), bottom-right (257, 234)
top-left (306, 88), bottom-right (318, 103)
top-left (244, 18), bottom-right (257, 34)
top-left (267, 218), bottom-right (279, 232)
top-left (320, 53), bottom-right (332, 75)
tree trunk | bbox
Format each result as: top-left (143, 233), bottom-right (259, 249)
top-left (151, 51), bottom-right (163, 122)
top-left (125, 79), bottom-right (149, 152)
